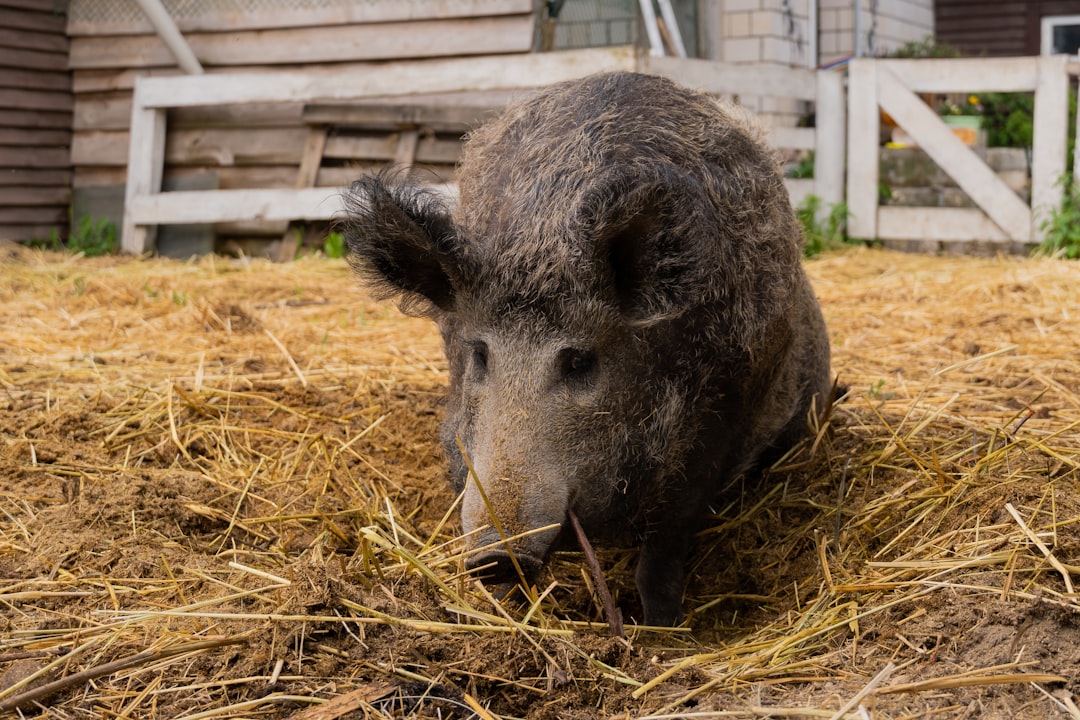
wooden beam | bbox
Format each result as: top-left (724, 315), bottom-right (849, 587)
top-left (880, 57), bottom-right (1040, 94)
top-left (130, 48), bottom-right (638, 109)
top-left (1030, 54), bottom-right (1069, 241)
top-left (643, 55), bottom-right (819, 101)
top-left (69, 16), bottom-right (535, 70)
top-left (766, 126), bottom-right (815, 151)
top-left (121, 105), bottom-right (166, 254)
top-left (67, 0), bottom-right (534, 35)
top-left (301, 103), bottom-right (499, 133)
top-left (814, 69), bottom-right (846, 209)
top-left (877, 207), bottom-right (1010, 243)
top-left (877, 65), bottom-right (1031, 242)
top-left (846, 59), bottom-right (878, 240)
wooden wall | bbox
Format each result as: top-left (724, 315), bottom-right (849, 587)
top-left (936, 0), bottom-right (1080, 57)
top-left (66, 0), bottom-right (535, 250)
top-left (0, 0), bottom-right (72, 243)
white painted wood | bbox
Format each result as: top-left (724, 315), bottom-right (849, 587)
top-left (784, 178), bottom-right (815, 207)
top-left (127, 185), bottom-right (458, 224)
top-left (766, 126), bottom-right (815, 150)
top-left (877, 65), bottom-right (1032, 242)
top-left (121, 102), bottom-right (165, 253)
top-left (846, 59), bottom-right (878, 240)
top-left (638, 0), bottom-right (664, 57)
top-left (67, 0), bottom-right (534, 36)
top-left (814, 70), bottom-right (846, 209)
top-left (134, 48), bottom-right (637, 109)
top-left (133, 0), bottom-right (203, 75)
top-left (879, 57), bottom-right (1039, 93)
top-left (644, 55), bottom-right (818, 100)
top-left (656, 0), bottom-right (687, 58)
top-left (1031, 54), bottom-right (1070, 240)
top-left (877, 207), bottom-right (1010, 243)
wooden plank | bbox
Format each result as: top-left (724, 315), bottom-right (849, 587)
top-left (69, 16), bottom-right (536, 70)
top-left (121, 104), bottom-right (166, 253)
top-left (880, 57), bottom-right (1040, 93)
top-left (2, 146), bottom-right (71, 168)
top-left (877, 64), bottom-right (1031, 242)
top-left (74, 67), bottom-right (181, 94)
top-left (131, 48), bottom-right (637, 110)
top-left (323, 134), bottom-right (461, 164)
top-left (0, 168), bottom-right (72, 187)
top-left (295, 127), bottom-right (329, 189)
top-left (0, 25), bottom-right (67, 53)
top-left (0, 88), bottom-right (74, 112)
top-left (302, 103), bottom-right (499, 133)
top-left (765, 126), bottom-right (815, 151)
top-left (644, 55), bottom-right (819, 101)
top-left (0, 224), bottom-right (65, 241)
top-left (784, 178), bottom-right (815, 208)
top-left (846, 59), bottom-right (878, 240)
top-left (814, 69), bottom-right (846, 209)
top-left (75, 164), bottom-right (411, 190)
top-left (0, 6), bottom-right (67, 34)
top-left (0, 109), bottom-right (71, 129)
top-left (0, 128), bottom-right (71, 145)
top-left (67, 0), bottom-right (534, 35)
top-left (1030, 54), bottom-right (1069, 242)
top-left (393, 129), bottom-right (421, 167)
top-left (0, 206), bottom-right (67, 223)
top-left (128, 187), bottom-right (348, 224)
top-left (0, 67), bottom-right (71, 92)
top-left (0, 186), bottom-right (70, 206)
top-left (877, 206), bottom-right (1010, 242)
top-left (0, 45), bottom-right (66, 71)
top-left (72, 127), bottom-right (310, 166)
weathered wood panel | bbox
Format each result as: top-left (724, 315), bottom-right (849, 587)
top-left (69, 16), bottom-right (535, 70)
top-left (0, 0), bottom-right (73, 242)
top-left (66, 0), bottom-right (533, 35)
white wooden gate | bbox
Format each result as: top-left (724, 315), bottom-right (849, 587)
top-left (120, 48), bottom-right (845, 254)
top-left (847, 55), bottom-right (1076, 246)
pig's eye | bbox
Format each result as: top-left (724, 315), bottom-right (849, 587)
top-left (470, 342), bottom-right (489, 375)
top-left (559, 348), bottom-right (596, 382)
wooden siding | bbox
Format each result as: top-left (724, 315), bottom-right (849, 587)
top-left (936, 0), bottom-right (1080, 57)
top-left (66, 0), bottom-right (535, 245)
top-left (0, 0), bottom-right (72, 243)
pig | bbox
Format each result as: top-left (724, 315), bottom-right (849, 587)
top-left (341, 72), bottom-right (832, 626)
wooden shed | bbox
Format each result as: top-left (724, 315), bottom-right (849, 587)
top-left (66, 0), bottom-right (536, 256)
top-left (0, 0), bottom-right (73, 244)
top-left (936, 0), bottom-right (1080, 56)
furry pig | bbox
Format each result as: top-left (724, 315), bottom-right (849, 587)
top-left (342, 72), bottom-right (832, 626)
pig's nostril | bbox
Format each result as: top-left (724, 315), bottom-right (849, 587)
top-left (466, 551), bottom-right (542, 587)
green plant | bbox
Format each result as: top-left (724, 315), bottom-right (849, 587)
top-left (1036, 179), bottom-right (1080, 259)
top-left (888, 36), bottom-right (962, 59)
top-left (323, 230), bottom-right (346, 259)
top-left (67, 215), bottom-right (118, 256)
top-left (788, 152), bottom-right (815, 180)
top-left (796, 195), bottom-right (852, 257)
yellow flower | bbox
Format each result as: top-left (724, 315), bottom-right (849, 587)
top-left (968, 95), bottom-right (979, 106)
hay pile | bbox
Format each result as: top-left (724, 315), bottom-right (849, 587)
top-left (1, 242), bottom-right (1078, 719)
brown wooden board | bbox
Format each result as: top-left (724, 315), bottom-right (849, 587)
top-left (0, 45), bottom-right (67, 71)
top-left (0, 128), bottom-right (71, 146)
top-left (0, 67), bottom-right (71, 92)
top-left (0, 109), bottom-right (71, 129)
top-left (69, 16), bottom-right (534, 69)
top-left (3, 146), bottom-right (71, 168)
top-left (0, 185), bottom-right (70, 206)
top-left (0, 205), bottom-right (66, 223)
top-left (0, 168), bottom-right (72, 187)
top-left (65, 0), bottom-right (534, 35)
top-left (0, 87), bottom-right (75, 112)
top-left (0, 6), bottom-right (66, 34)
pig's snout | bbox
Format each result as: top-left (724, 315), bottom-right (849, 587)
top-left (466, 547), bottom-right (545, 589)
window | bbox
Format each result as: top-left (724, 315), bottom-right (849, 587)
top-left (1041, 14), bottom-right (1080, 55)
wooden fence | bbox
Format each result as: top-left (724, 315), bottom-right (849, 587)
top-left (119, 47), bottom-right (845, 254)
top-left (847, 55), bottom-right (1078, 246)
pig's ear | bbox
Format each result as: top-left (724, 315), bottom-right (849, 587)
top-left (590, 179), bottom-right (705, 325)
top-left (341, 173), bottom-right (459, 316)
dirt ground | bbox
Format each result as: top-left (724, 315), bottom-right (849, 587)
top-left (1, 242), bottom-right (1078, 719)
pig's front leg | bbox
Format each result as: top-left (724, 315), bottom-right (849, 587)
top-left (634, 522), bottom-right (696, 627)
